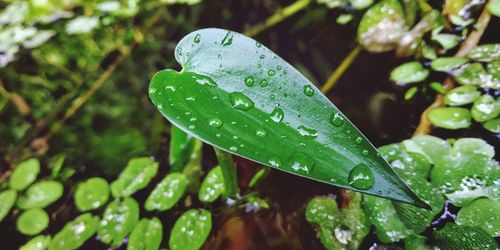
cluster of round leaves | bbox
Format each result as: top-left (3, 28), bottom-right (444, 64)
top-left (390, 44), bottom-right (499, 132)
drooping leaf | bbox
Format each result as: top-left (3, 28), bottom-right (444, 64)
top-left (20, 235), bottom-right (51, 250)
top-left (483, 118), bottom-right (500, 133)
top-left (0, 189), bottom-right (17, 223)
top-left (16, 208), bottom-right (49, 235)
top-left (444, 85), bottom-right (481, 106)
top-left (97, 197), bottom-right (139, 246)
top-left (471, 94), bottom-right (500, 122)
top-left (127, 217), bottom-right (163, 250)
top-left (169, 209), bottom-right (212, 250)
top-left (430, 57), bottom-right (468, 72)
top-left (49, 213), bottom-right (100, 250)
top-left (149, 28), bottom-right (425, 206)
top-left (456, 198), bottom-right (500, 237)
top-left (433, 223), bottom-right (498, 250)
top-left (145, 172), bottom-right (188, 211)
top-left (110, 157), bottom-right (158, 198)
top-left (74, 177), bottom-right (110, 211)
top-left (17, 180), bottom-right (64, 209)
top-left (198, 166), bottom-right (225, 203)
top-left (467, 44), bottom-right (500, 62)
top-left (170, 125), bottom-right (196, 172)
top-left (427, 107), bottom-right (471, 129)
top-left (390, 61), bottom-right (429, 85)
top-left (9, 158), bottom-right (40, 191)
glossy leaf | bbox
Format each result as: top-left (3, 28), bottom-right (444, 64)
top-left (378, 143), bottom-right (431, 180)
top-left (170, 125), bottom-right (196, 172)
top-left (20, 235), bottom-right (51, 250)
top-left (432, 33), bottom-right (460, 50)
top-left (483, 118), bottom-right (500, 133)
top-left (487, 60), bottom-right (500, 77)
top-left (17, 180), bottom-right (64, 209)
top-left (169, 209), bottom-right (212, 250)
top-left (454, 63), bottom-right (500, 89)
top-left (16, 208), bottom-right (49, 235)
top-left (74, 177), bottom-right (110, 211)
top-left (444, 85), bottom-right (481, 106)
top-left (0, 189), bottom-right (17, 223)
top-left (428, 107), bottom-right (471, 129)
top-left (402, 135), bottom-right (451, 165)
top-left (471, 94), bottom-right (500, 122)
top-left (430, 57), bottom-right (468, 72)
top-left (149, 28), bottom-right (425, 206)
top-left (390, 61), bottom-right (429, 85)
top-left (110, 157), bottom-right (158, 198)
top-left (97, 197), bottom-right (139, 246)
top-left (145, 172), bottom-right (188, 211)
top-left (488, 0), bottom-right (500, 17)
top-left (434, 223), bottom-right (498, 250)
top-left (456, 198), bottom-right (500, 237)
top-left (452, 138), bottom-right (495, 158)
top-left (49, 213), bottom-right (99, 250)
top-left (127, 217), bottom-right (163, 250)
top-left (467, 44), bottom-right (500, 62)
top-left (9, 158), bottom-right (40, 191)
top-left (198, 166), bottom-right (225, 203)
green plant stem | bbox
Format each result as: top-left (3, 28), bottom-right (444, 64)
top-left (244, 0), bottom-right (311, 37)
top-left (320, 45), bottom-right (362, 94)
top-left (213, 148), bottom-right (239, 198)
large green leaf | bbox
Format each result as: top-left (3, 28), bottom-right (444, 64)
top-left (148, 28), bottom-right (424, 206)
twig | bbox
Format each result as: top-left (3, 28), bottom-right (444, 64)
top-left (413, 7), bottom-right (491, 136)
top-left (320, 45), bottom-right (362, 94)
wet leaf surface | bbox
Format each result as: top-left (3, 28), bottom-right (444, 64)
top-left (49, 213), bottom-right (99, 250)
top-left (17, 180), bottom-right (63, 209)
top-left (169, 209), bottom-right (212, 250)
top-left (145, 172), bottom-right (187, 211)
top-left (97, 197), bottom-right (139, 246)
top-left (74, 177), bottom-right (110, 211)
top-left (9, 158), bottom-right (40, 191)
top-left (110, 157), bottom-right (158, 198)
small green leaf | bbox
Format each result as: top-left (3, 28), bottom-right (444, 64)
top-left (379, 143), bottom-right (431, 180)
top-left (248, 167), bottom-right (269, 188)
top-left (432, 33), bottom-right (460, 50)
top-left (488, 0), bottom-right (500, 17)
top-left (422, 46), bottom-right (437, 60)
top-left (49, 213), bottom-right (100, 250)
top-left (444, 85), bottom-right (481, 106)
top-left (467, 44), bottom-right (500, 62)
top-left (483, 118), bottom-right (500, 133)
top-left (170, 125), bottom-right (196, 172)
top-left (244, 196), bottom-right (269, 212)
top-left (486, 60), bottom-right (500, 78)
top-left (429, 82), bottom-right (447, 94)
top-left (149, 28), bottom-right (425, 206)
top-left (16, 208), bottom-right (49, 235)
top-left (110, 157), bottom-right (158, 198)
top-left (20, 235), bottom-right (51, 250)
top-left (169, 209), bottom-right (212, 250)
top-left (402, 135), bottom-right (451, 165)
top-left (456, 198), bottom-right (500, 237)
top-left (404, 87), bottom-right (418, 100)
top-left (428, 107), bottom-right (471, 129)
top-left (434, 223), bottom-right (498, 250)
top-left (97, 197), bottom-right (139, 246)
top-left (145, 172), bottom-right (188, 211)
top-left (0, 189), bottom-right (17, 223)
top-left (198, 166), bottom-right (225, 203)
top-left (9, 158), bottom-right (40, 191)
top-left (390, 62), bottom-right (430, 85)
top-left (471, 94), bottom-right (500, 122)
top-left (74, 177), bottom-right (110, 211)
top-left (430, 57), bottom-right (468, 72)
top-left (336, 14), bottom-right (353, 25)
top-left (17, 180), bottom-right (64, 209)
top-left (127, 217), bottom-right (163, 250)
top-left (454, 63), bottom-right (499, 89)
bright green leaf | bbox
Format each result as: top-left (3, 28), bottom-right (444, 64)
top-left (444, 85), bottom-right (481, 106)
top-left (149, 28), bottom-right (425, 206)
top-left (170, 125), bottom-right (196, 172)
top-left (390, 61), bottom-right (429, 85)
top-left (127, 217), bottom-right (163, 250)
top-left (9, 158), bottom-right (40, 191)
top-left (49, 213), bottom-right (100, 250)
top-left (16, 208), bottom-right (49, 235)
top-left (402, 135), bottom-right (451, 165)
top-left (110, 157), bottom-right (158, 198)
top-left (74, 177), bottom-right (110, 211)
top-left (432, 33), bottom-right (460, 50)
top-left (20, 235), bottom-right (51, 250)
top-left (454, 63), bottom-right (500, 89)
top-left (169, 209), bottom-right (212, 250)
top-left (456, 198), bottom-right (500, 237)
top-left (404, 86), bottom-right (418, 100)
top-left (0, 189), bottom-right (17, 223)
top-left (471, 94), bottom-right (500, 122)
top-left (404, 235), bottom-right (430, 250)
top-left (379, 143), bottom-right (432, 180)
top-left (483, 118), bottom-right (500, 133)
top-left (488, 0), bottom-right (500, 17)
top-left (434, 223), bottom-right (498, 250)
top-left (430, 57), bottom-right (468, 72)
top-left (486, 60), bottom-right (500, 78)
top-left (452, 137), bottom-right (495, 158)
top-left (97, 197), bottom-right (139, 246)
top-left (248, 167), bottom-right (269, 188)
top-left (428, 107), bottom-right (471, 129)
top-left (467, 44), bottom-right (500, 62)
top-left (198, 166), bottom-right (225, 203)
top-left (429, 81), bottom-right (446, 94)
top-left (17, 180), bottom-right (64, 209)
top-left (145, 172), bottom-right (188, 211)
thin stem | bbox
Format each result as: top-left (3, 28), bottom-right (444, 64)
top-left (244, 0), bottom-right (311, 37)
top-left (214, 147), bottom-right (239, 198)
top-left (320, 45), bottom-right (362, 94)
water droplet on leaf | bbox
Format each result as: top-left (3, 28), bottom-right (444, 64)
top-left (244, 76), bottom-right (255, 87)
top-left (270, 107), bottom-right (284, 122)
top-left (229, 92), bottom-right (254, 111)
top-left (287, 152), bottom-right (315, 174)
top-left (303, 85), bottom-right (314, 96)
top-left (208, 118), bottom-right (223, 128)
top-left (194, 34), bottom-right (201, 43)
top-left (297, 125), bottom-right (318, 139)
top-left (348, 163), bottom-right (375, 190)
top-left (259, 79), bottom-right (268, 87)
top-left (268, 70), bottom-right (276, 77)
top-left (330, 112), bottom-right (345, 127)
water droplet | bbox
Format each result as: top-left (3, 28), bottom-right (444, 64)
top-left (190, 117), bottom-right (198, 122)
top-left (259, 54), bottom-right (265, 59)
top-left (232, 135), bottom-right (239, 140)
top-left (283, 70), bottom-right (288, 74)
top-left (194, 34), bottom-right (201, 43)
top-left (217, 54), bottom-right (222, 59)
top-left (259, 79), bottom-right (268, 87)
top-left (277, 65), bottom-right (282, 70)
top-left (287, 152), bottom-right (315, 174)
top-left (270, 94), bottom-right (276, 100)
top-left (256, 42), bottom-right (262, 47)
top-left (208, 118), bottom-right (223, 128)
top-left (229, 146), bottom-right (238, 152)
top-left (149, 88), bottom-right (157, 95)
top-left (165, 85), bottom-right (176, 91)
top-left (270, 107), bottom-right (284, 122)
top-left (256, 129), bottom-right (267, 137)
top-left (244, 76), bottom-right (255, 87)
top-left (362, 149), bottom-right (369, 155)
top-left (355, 137), bottom-right (363, 144)
top-left (229, 92), bottom-right (254, 111)
top-left (297, 125), bottom-right (318, 139)
top-left (221, 31), bottom-right (233, 46)
top-left (330, 112), bottom-right (345, 127)
top-left (348, 163), bottom-right (375, 190)
top-left (185, 96), bottom-right (196, 101)
top-left (194, 76), bottom-right (217, 87)
top-left (268, 70), bottom-right (276, 77)
top-left (303, 85), bottom-right (314, 96)
top-left (268, 157), bottom-right (282, 168)
top-left (188, 125), bottom-right (196, 129)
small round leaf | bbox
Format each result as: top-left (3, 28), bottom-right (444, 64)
top-left (145, 172), bottom-right (187, 211)
top-left (444, 85), bottom-right (481, 106)
top-left (17, 181), bottom-right (64, 209)
top-left (428, 107), bottom-right (471, 129)
top-left (16, 208), bottom-right (49, 235)
top-left (97, 197), bottom-right (139, 246)
top-left (0, 189), bottom-right (17, 223)
top-left (127, 217), bottom-right (163, 250)
top-left (110, 157), bottom-right (158, 198)
top-left (467, 44), bottom-right (500, 62)
top-left (390, 61), bottom-right (429, 85)
top-left (20, 235), bottom-right (51, 250)
top-left (198, 166), bottom-right (225, 203)
top-left (49, 213), bottom-right (99, 250)
top-left (430, 57), bottom-right (468, 72)
top-left (483, 118), bottom-right (500, 133)
top-left (471, 94), bottom-right (500, 122)
top-left (169, 209), bottom-right (212, 250)
top-left (9, 158), bottom-right (40, 191)
top-left (74, 177), bottom-right (110, 211)
top-left (456, 198), bottom-right (500, 237)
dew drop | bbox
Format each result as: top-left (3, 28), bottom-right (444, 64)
top-left (297, 125), bottom-right (318, 139)
top-left (287, 152), bottom-right (315, 174)
top-left (259, 79), bottom-right (268, 87)
top-left (256, 129), bottom-right (267, 137)
top-left (256, 42), bottom-right (262, 48)
top-left (229, 146), bottom-right (238, 152)
top-left (194, 76), bottom-right (217, 87)
top-left (303, 85), bottom-right (314, 96)
top-left (188, 125), bottom-right (196, 129)
top-left (149, 88), bottom-right (157, 95)
top-left (208, 118), bottom-right (223, 128)
top-left (217, 54), bottom-right (222, 59)
top-left (330, 112), bottom-right (345, 127)
top-left (268, 157), bottom-right (282, 168)
top-left (348, 163), bottom-right (375, 190)
top-left (221, 31), bottom-right (233, 46)
top-left (283, 70), bottom-right (288, 74)
top-left (194, 34), bottom-right (201, 43)
top-left (270, 107), bottom-right (284, 122)
top-left (260, 54), bottom-right (265, 59)
top-left (229, 92), bottom-right (254, 111)
top-left (165, 85), bottom-right (176, 91)
top-left (277, 65), bottom-right (282, 70)
top-left (362, 149), bottom-right (369, 155)
top-left (270, 94), bottom-right (276, 100)
top-left (268, 69), bottom-right (276, 77)
top-left (244, 76), bottom-right (255, 87)
top-left (355, 137), bottom-right (363, 144)
top-left (185, 96), bottom-right (196, 101)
